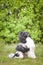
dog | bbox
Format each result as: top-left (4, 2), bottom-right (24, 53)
top-left (8, 31), bottom-right (36, 58)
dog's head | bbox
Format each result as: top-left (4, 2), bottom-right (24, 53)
top-left (19, 31), bottom-right (30, 43)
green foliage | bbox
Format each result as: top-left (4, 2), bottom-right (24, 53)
top-left (0, 0), bottom-right (43, 43)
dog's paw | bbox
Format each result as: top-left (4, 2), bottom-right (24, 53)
top-left (8, 53), bottom-right (14, 58)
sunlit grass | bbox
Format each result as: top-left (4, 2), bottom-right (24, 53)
top-left (0, 39), bottom-right (43, 65)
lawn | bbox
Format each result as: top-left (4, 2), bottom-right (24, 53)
top-left (0, 39), bottom-right (43, 65)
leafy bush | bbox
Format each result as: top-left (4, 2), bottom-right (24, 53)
top-left (0, 0), bottom-right (43, 43)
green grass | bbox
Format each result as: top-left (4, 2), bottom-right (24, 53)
top-left (0, 39), bottom-right (43, 65)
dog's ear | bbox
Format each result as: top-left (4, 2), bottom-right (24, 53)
top-left (18, 31), bottom-right (27, 43)
top-left (18, 31), bottom-right (23, 41)
top-left (19, 31), bottom-right (22, 38)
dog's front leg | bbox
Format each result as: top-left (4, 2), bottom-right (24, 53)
top-left (14, 51), bottom-right (24, 58)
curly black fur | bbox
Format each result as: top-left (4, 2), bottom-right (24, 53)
top-left (16, 45), bottom-right (30, 53)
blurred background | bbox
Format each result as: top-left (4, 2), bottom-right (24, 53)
top-left (0, 0), bottom-right (43, 65)
top-left (0, 0), bottom-right (43, 44)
